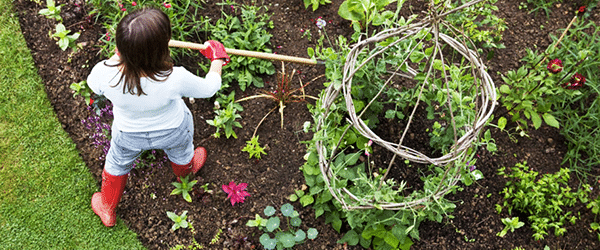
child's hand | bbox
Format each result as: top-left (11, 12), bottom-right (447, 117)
top-left (200, 40), bottom-right (230, 66)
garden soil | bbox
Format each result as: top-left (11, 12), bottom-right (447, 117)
top-left (13, 0), bottom-right (600, 249)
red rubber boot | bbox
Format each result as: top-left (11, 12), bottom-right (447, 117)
top-left (91, 169), bottom-right (128, 227)
top-left (171, 147), bottom-right (207, 182)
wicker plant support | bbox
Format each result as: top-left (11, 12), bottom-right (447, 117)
top-left (315, 0), bottom-right (496, 210)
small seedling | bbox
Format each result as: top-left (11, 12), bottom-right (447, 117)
top-left (242, 135), bottom-right (267, 159)
top-left (70, 80), bottom-right (93, 105)
top-left (497, 217), bottom-right (524, 237)
top-left (167, 210), bottom-right (189, 231)
top-left (247, 203), bottom-right (318, 249)
top-left (38, 0), bottom-right (62, 21)
top-left (50, 23), bottom-right (80, 51)
top-left (171, 175), bottom-right (197, 203)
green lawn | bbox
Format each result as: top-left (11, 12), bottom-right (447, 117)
top-left (0, 1), bottom-right (144, 249)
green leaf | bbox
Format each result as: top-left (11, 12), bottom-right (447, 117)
top-left (280, 233), bottom-right (296, 248)
top-left (266, 217), bottom-right (280, 232)
top-left (264, 206), bottom-right (276, 216)
top-left (299, 194), bottom-right (314, 206)
top-left (281, 203), bottom-right (295, 217)
top-left (307, 228), bottom-right (318, 240)
top-left (499, 85), bottom-right (511, 94)
top-left (290, 216), bottom-right (302, 227)
top-left (542, 113), bottom-right (559, 128)
top-left (531, 111), bottom-right (542, 129)
top-left (260, 234), bottom-right (277, 250)
top-left (497, 117), bottom-right (507, 130)
top-left (294, 229), bottom-right (306, 242)
top-left (307, 47), bottom-right (315, 58)
top-left (338, 230), bottom-right (359, 245)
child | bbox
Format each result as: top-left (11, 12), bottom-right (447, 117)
top-left (87, 7), bottom-right (230, 227)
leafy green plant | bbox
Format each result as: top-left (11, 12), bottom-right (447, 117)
top-left (206, 92), bottom-right (243, 139)
top-left (288, 189), bottom-right (314, 207)
top-left (303, 0), bottom-right (331, 11)
top-left (496, 162), bottom-right (590, 240)
top-left (38, 0), bottom-right (62, 21)
top-left (525, 0), bottom-right (562, 16)
top-left (50, 23), bottom-right (80, 51)
top-left (70, 80), bottom-right (93, 105)
top-left (338, 0), bottom-right (399, 40)
top-left (204, 3), bottom-right (275, 91)
top-left (167, 210), bottom-right (189, 231)
top-left (544, 19), bottom-right (600, 172)
top-left (242, 135), bottom-right (267, 159)
top-left (497, 217), bottom-right (525, 237)
top-left (88, 0), bottom-right (205, 60)
top-left (443, 0), bottom-right (507, 58)
top-left (170, 175), bottom-right (197, 203)
top-left (246, 204), bottom-right (318, 250)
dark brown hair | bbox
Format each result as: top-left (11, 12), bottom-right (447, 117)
top-left (111, 7), bottom-right (173, 96)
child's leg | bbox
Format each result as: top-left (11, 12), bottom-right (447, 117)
top-left (92, 129), bottom-right (141, 227)
top-left (160, 108), bottom-right (206, 180)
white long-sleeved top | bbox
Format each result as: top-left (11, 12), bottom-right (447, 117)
top-left (87, 60), bottom-right (221, 132)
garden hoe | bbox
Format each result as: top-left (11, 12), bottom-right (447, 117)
top-left (168, 40), bottom-right (324, 65)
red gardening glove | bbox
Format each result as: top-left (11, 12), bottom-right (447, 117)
top-left (200, 40), bottom-right (230, 66)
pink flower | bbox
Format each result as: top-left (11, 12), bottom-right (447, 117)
top-left (546, 59), bottom-right (563, 73)
top-left (121, 8), bottom-right (127, 11)
top-left (222, 182), bottom-right (250, 206)
top-left (163, 2), bottom-right (171, 8)
top-left (132, 1), bottom-right (137, 6)
top-left (563, 73), bottom-right (586, 90)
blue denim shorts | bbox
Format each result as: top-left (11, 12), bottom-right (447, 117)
top-left (104, 108), bottom-right (194, 176)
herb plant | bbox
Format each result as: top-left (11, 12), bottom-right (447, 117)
top-left (497, 217), bottom-right (525, 237)
top-left (38, 0), bottom-right (62, 21)
top-left (497, 162), bottom-right (590, 240)
top-left (204, 3), bottom-right (275, 91)
top-left (303, 0), bottom-right (331, 11)
top-left (171, 175), bottom-right (198, 203)
top-left (167, 210), bottom-right (189, 231)
top-left (246, 204), bottom-right (318, 250)
top-left (338, 0), bottom-right (399, 40)
top-left (50, 23), bottom-right (80, 51)
top-left (242, 135), bottom-right (267, 159)
top-left (206, 92), bottom-right (243, 139)
top-left (70, 80), bottom-right (93, 105)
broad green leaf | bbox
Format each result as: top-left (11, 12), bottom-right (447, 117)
top-left (260, 234), bottom-right (276, 250)
top-left (266, 217), bottom-right (280, 232)
top-left (307, 228), bottom-right (318, 240)
top-left (264, 206), bottom-right (276, 216)
top-left (294, 229), bottom-right (306, 242)
top-left (337, 230), bottom-right (359, 245)
top-left (542, 113), bottom-right (559, 128)
top-left (281, 203), bottom-right (295, 217)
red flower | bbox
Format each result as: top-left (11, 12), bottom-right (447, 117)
top-left (563, 73), bottom-right (586, 90)
top-left (222, 182), bottom-right (250, 206)
top-left (578, 6), bottom-right (586, 14)
top-left (132, 1), bottom-right (137, 6)
top-left (121, 8), bottom-right (127, 11)
top-left (163, 2), bottom-right (172, 8)
top-left (547, 59), bottom-right (563, 73)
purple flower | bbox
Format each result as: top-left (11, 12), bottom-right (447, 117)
top-left (222, 182), bottom-right (250, 206)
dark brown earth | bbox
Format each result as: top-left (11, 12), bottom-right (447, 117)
top-left (14, 0), bottom-right (600, 249)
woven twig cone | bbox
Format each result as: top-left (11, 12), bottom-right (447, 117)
top-left (315, 0), bottom-right (496, 210)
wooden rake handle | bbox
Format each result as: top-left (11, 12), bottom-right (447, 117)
top-left (168, 40), bottom-right (321, 65)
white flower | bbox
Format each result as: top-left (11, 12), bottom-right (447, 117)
top-left (315, 18), bottom-right (326, 29)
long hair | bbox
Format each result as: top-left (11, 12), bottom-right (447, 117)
top-left (110, 7), bottom-right (173, 96)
